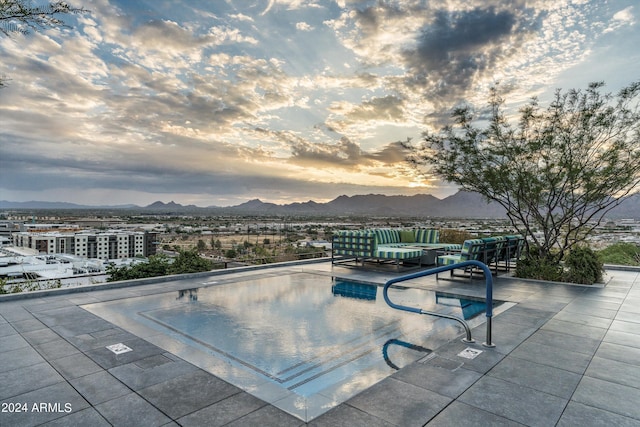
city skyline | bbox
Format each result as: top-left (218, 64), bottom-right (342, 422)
top-left (1, 0), bottom-right (639, 207)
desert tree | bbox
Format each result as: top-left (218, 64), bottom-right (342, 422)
top-left (0, 0), bottom-right (88, 87)
top-left (407, 81), bottom-right (640, 264)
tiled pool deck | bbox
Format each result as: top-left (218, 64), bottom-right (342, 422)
top-left (1, 260), bottom-right (639, 426)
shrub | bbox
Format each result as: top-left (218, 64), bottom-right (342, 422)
top-left (439, 229), bottom-right (474, 245)
top-left (563, 246), bottom-right (604, 285)
top-left (515, 246), bottom-right (563, 282)
top-left (597, 243), bottom-right (640, 266)
top-left (517, 245), bottom-right (604, 284)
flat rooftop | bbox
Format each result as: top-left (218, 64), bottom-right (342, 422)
top-left (1, 260), bottom-right (639, 426)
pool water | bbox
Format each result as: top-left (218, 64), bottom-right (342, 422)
top-left (83, 272), bottom-right (500, 421)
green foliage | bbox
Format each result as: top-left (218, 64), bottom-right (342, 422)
top-left (410, 81), bottom-right (640, 265)
top-left (516, 245), bottom-right (604, 284)
top-left (563, 246), bottom-right (604, 284)
top-left (439, 229), bottom-right (474, 245)
top-left (106, 249), bottom-right (214, 282)
top-left (106, 255), bottom-right (170, 282)
top-left (169, 248), bottom-right (213, 274)
top-left (597, 243), bottom-right (640, 266)
top-left (515, 246), bottom-right (564, 282)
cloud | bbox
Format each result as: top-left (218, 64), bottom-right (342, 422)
top-left (605, 6), bottom-right (635, 33)
top-left (400, 6), bottom-right (541, 107)
top-left (334, 95), bottom-right (405, 121)
top-left (1, 0), bottom-right (637, 205)
top-left (296, 22), bottom-right (314, 31)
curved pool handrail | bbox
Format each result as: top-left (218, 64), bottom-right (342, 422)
top-left (383, 260), bottom-right (495, 347)
top-left (382, 338), bottom-right (432, 370)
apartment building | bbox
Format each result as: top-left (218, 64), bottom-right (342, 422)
top-left (12, 231), bottom-right (157, 260)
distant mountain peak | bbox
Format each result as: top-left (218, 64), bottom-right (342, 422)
top-left (145, 200), bottom-right (185, 209)
top-left (1, 191), bottom-right (637, 219)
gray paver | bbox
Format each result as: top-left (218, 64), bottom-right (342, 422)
top-left (563, 299), bottom-right (622, 313)
top-left (603, 329), bottom-right (640, 349)
top-left (10, 318), bottom-right (47, 333)
top-left (489, 306), bottom-right (551, 328)
top-left (459, 376), bottom-right (567, 427)
top-left (95, 392), bottom-right (172, 426)
top-left (1, 333), bottom-right (30, 352)
top-left (20, 327), bottom-right (61, 346)
top-left (223, 404), bottom-right (304, 427)
top-left (557, 401), bottom-right (640, 427)
top-left (177, 392), bottom-right (266, 427)
top-left (32, 306), bottom-right (101, 327)
top-left (69, 371), bottom-right (131, 405)
top-left (0, 346), bottom-right (45, 373)
top-left (482, 321), bottom-right (538, 354)
top-left (309, 404), bottom-right (394, 427)
top-left (84, 337), bottom-right (166, 369)
top-left (109, 353), bottom-right (199, 390)
top-left (620, 299), bottom-right (640, 314)
top-left (428, 340), bottom-right (506, 374)
top-left (509, 340), bottom-right (593, 374)
top-left (609, 319), bottom-right (640, 333)
top-left (525, 329), bottom-right (601, 355)
top-left (347, 377), bottom-right (451, 427)
top-left (487, 355), bottom-right (581, 398)
top-left (0, 362), bottom-right (65, 400)
top-left (560, 303), bottom-right (618, 319)
top-left (0, 381), bottom-right (90, 427)
top-left (571, 376), bottom-right (640, 420)
top-left (427, 401), bottom-right (524, 427)
top-left (594, 341), bottom-right (640, 366)
top-left (50, 317), bottom-right (119, 339)
top-left (541, 318), bottom-right (608, 340)
top-left (552, 310), bottom-right (614, 329)
top-left (64, 328), bottom-right (139, 351)
top-left (517, 299), bottom-right (567, 312)
top-left (138, 369), bottom-right (241, 419)
top-left (0, 322), bottom-right (16, 337)
top-left (33, 338), bottom-right (80, 360)
top-left (41, 408), bottom-right (111, 427)
top-left (48, 352), bottom-right (104, 380)
top-left (584, 356), bottom-right (640, 389)
top-left (21, 298), bottom-right (76, 313)
top-left (391, 357), bottom-right (482, 398)
top-left (0, 306), bottom-right (34, 322)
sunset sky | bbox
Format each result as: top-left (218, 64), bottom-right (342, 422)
top-left (1, 0), bottom-right (638, 207)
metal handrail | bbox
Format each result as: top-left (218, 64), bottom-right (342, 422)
top-left (382, 260), bottom-right (495, 347)
top-left (382, 338), bottom-right (432, 370)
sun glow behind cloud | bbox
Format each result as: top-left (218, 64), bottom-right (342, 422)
top-left (0, 0), bottom-right (637, 206)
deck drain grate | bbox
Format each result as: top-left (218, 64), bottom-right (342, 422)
top-left (458, 347), bottom-right (483, 359)
top-left (106, 343), bottom-right (132, 355)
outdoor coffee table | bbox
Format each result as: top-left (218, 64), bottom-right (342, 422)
top-left (403, 246), bottom-right (445, 266)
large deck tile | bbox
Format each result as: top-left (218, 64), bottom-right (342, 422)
top-left (459, 376), bottom-right (567, 427)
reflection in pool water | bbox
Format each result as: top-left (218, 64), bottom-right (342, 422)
top-left (83, 272), bottom-right (501, 422)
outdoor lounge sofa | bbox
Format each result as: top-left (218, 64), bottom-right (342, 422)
top-left (331, 228), bottom-right (460, 270)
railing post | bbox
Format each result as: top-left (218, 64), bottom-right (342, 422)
top-left (383, 260), bottom-right (494, 348)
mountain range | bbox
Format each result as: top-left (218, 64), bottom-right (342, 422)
top-left (1, 191), bottom-right (639, 219)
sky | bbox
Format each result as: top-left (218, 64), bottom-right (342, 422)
top-left (1, 0), bottom-right (639, 207)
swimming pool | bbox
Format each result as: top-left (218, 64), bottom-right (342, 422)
top-left (83, 271), bottom-right (502, 421)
